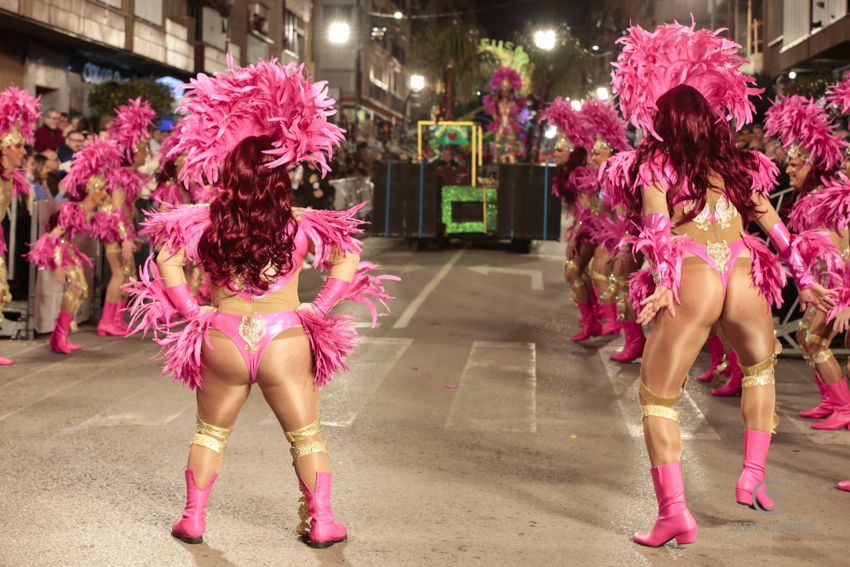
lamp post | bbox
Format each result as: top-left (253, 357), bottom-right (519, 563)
top-left (404, 74), bottom-right (426, 130)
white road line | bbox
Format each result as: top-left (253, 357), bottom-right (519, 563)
top-left (598, 344), bottom-right (720, 440)
top-left (68, 379), bottom-right (194, 431)
top-left (393, 249), bottom-right (465, 329)
top-left (261, 337), bottom-right (413, 428)
top-left (445, 341), bottom-right (537, 433)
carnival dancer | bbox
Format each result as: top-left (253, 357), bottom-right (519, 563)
top-left (124, 57), bottom-right (397, 549)
top-left (541, 99), bottom-right (600, 342)
top-left (765, 93), bottom-right (850, 430)
top-left (608, 21), bottom-right (836, 547)
top-left (483, 67), bottom-right (527, 164)
top-left (99, 97), bottom-right (155, 336)
top-left (0, 86), bottom-right (39, 365)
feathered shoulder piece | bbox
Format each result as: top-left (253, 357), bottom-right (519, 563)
top-left (157, 127), bottom-right (182, 166)
top-left (598, 150), bottom-right (638, 206)
top-left (0, 86), bottom-right (40, 143)
top-left (764, 95), bottom-right (845, 171)
top-left (746, 150), bottom-right (779, 197)
top-left (580, 99), bottom-right (630, 152)
top-left (789, 174), bottom-right (850, 233)
top-left (60, 138), bottom-right (122, 198)
top-left (826, 77), bottom-right (850, 115)
top-left (296, 204), bottom-right (367, 270)
top-left (140, 204), bottom-right (211, 262)
top-left (540, 98), bottom-right (595, 151)
top-left (108, 97), bottom-right (155, 161)
top-left (611, 19), bottom-right (760, 139)
top-left (11, 168), bottom-right (31, 197)
top-left (170, 56), bottom-right (345, 187)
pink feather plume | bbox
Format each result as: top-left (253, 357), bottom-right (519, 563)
top-left (140, 204), bottom-right (212, 261)
top-left (0, 86), bottom-right (40, 143)
top-left (741, 234), bottom-right (786, 308)
top-left (539, 98), bottom-right (596, 151)
top-left (297, 204), bottom-right (367, 269)
top-left (296, 310), bottom-right (359, 387)
top-left (764, 95), bottom-right (845, 171)
top-left (11, 168), bottom-right (31, 197)
top-left (598, 150), bottom-right (638, 207)
top-left (580, 99), bottom-right (630, 152)
top-left (826, 77), bottom-right (850, 115)
top-left (108, 97), bottom-right (155, 161)
top-left (60, 138), bottom-right (123, 198)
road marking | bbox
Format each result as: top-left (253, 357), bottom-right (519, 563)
top-left (0, 338), bottom-right (125, 391)
top-left (445, 341), bottom-right (537, 433)
top-left (468, 265), bottom-right (544, 290)
top-left (68, 379), bottom-right (194, 431)
top-left (393, 249), bottom-right (465, 329)
top-left (598, 344), bottom-right (720, 440)
top-left (261, 337), bottom-right (413, 428)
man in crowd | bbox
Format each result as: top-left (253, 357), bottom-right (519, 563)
top-left (34, 109), bottom-right (64, 152)
top-left (57, 129), bottom-right (84, 164)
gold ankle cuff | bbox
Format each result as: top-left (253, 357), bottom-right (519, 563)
top-left (191, 416), bottom-right (232, 455)
top-left (290, 440), bottom-right (328, 463)
top-left (285, 419), bottom-right (321, 443)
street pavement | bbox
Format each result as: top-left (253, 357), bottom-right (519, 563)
top-left (0, 237), bottom-right (848, 567)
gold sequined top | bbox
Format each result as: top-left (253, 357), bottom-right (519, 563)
top-left (670, 186), bottom-right (745, 246)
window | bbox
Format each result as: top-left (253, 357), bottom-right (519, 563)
top-left (134, 0), bottom-right (163, 25)
top-left (283, 9), bottom-right (306, 57)
top-left (249, 2), bottom-right (270, 37)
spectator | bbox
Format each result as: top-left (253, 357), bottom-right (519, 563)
top-left (34, 109), bottom-right (64, 152)
top-left (300, 168), bottom-right (335, 210)
top-left (57, 129), bottom-right (84, 164)
top-left (39, 149), bottom-right (61, 196)
top-left (58, 112), bottom-right (70, 136)
top-left (30, 154), bottom-right (55, 202)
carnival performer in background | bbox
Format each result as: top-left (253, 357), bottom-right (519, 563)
top-left (98, 97), bottom-right (155, 336)
top-left (608, 21), bottom-right (836, 547)
top-left (125, 57), bottom-right (397, 549)
top-left (542, 100), bottom-right (603, 342)
top-left (27, 144), bottom-right (116, 353)
top-left (581, 100), bottom-right (633, 346)
top-left (765, 93), bottom-right (850, 430)
top-left (484, 67), bottom-right (527, 164)
top-left (0, 86), bottom-right (39, 366)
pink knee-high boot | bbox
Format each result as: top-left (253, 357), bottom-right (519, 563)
top-left (735, 429), bottom-right (774, 510)
top-left (96, 301), bottom-right (122, 336)
top-left (570, 301), bottom-right (603, 342)
top-left (812, 379), bottom-right (850, 430)
top-left (49, 311), bottom-right (77, 355)
top-left (113, 299), bottom-right (130, 334)
top-left (800, 374), bottom-right (834, 419)
top-left (696, 336), bottom-right (726, 382)
top-left (712, 351), bottom-right (743, 397)
top-left (837, 480), bottom-right (850, 491)
top-left (598, 302), bottom-right (621, 336)
top-left (610, 321), bottom-right (646, 362)
top-left (298, 472), bottom-right (347, 548)
top-left (633, 461), bottom-right (697, 547)
top-left (171, 469), bottom-right (218, 544)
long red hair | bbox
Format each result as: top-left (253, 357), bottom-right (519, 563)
top-left (630, 84), bottom-right (762, 223)
top-left (199, 135), bottom-right (297, 293)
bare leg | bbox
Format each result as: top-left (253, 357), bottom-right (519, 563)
top-left (564, 242), bottom-right (595, 303)
top-left (104, 248), bottom-right (126, 303)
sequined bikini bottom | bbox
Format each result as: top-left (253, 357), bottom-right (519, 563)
top-left (681, 239), bottom-right (748, 291)
top-left (209, 310), bottom-right (303, 383)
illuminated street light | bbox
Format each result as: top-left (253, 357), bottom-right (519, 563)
top-left (394, 10), bottom-right (403, 20)
top-left (534, 30), bottom-right (557, 51)
top-left (592, 45), bottom-right (599, 51)
top-left (544, 124), bottom-right (558, 139)
top-left (409, 74), bottom-right (426, 92)
top-left (788, 70), bottom-right (797, 79)
top-left (328, 22), bottom-right (351, 44)
top-left (570, 99), bottom-right (582, 111)
top-left (596, 86), bottom-right (610, 101)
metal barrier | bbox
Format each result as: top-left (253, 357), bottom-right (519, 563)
top-left (330, 176), bottom-right (374, 218)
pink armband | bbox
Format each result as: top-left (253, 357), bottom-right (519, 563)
top-left (641, 213), bottom-right (677, 292)
top-left (766, 223), bottom-right (814, 290)
top-left (164, 284), bottom-right (200, 319)
top-left (312, 277), bottom-right (351, 316)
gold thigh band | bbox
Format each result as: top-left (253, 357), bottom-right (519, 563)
top-left (805, 331), bottom-right (831, 348)
top-left (812, 348), bottom-right (834, 365)
top-left (639, 380), bottom-right (684, 422)
top-left (285, 419), bottom-right (321, 443)
top-left (641, 405), bottom-right (681, 422)
top-left (742, 357), bottom-right (776, 389)
top-left (190, 416), bottom-right (232, 455)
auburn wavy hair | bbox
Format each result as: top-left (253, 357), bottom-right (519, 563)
top-left (199, 135), bottom-right (296, 293)
top-left (629, 84), bottom-right (762, 224)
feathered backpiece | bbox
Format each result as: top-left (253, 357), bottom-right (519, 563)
top-left (0, 86), bottom-right (40, 147)
top-left (60, 137), bottom-right (122, 198)
top-left (157, 126), bottom-right (182, 167)
top-left (490, 66), bottom-right (522, 92)
top-left (764, 95), bottom-right (845, 171)
top-left (108, 97), bottom-right (155, 161)
top-left (826, 77), bottom-right (850, 115)
top-left (539, 98), bottom-right (595, 151)
top-left (580, 99), bottom-right (630, 152)
top-left (611, 19), bottom-right (760, 140)
top-left (169, 55), bottom-right (346, 187)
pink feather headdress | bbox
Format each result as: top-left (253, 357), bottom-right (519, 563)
top-left (490, 67), bottom-right (522, 92)
top-left (157, 125), bottom-right (182, 167)
top-left (0, 86), bottom-right (40, 146)
top-left (826, 77), bottom-right (850, 115)
top-left (59, 137), bottom-right (122, 197)
top-left (108, 97), bottom-right (155, 161)
top-left (611, 19), bottom-right (760, 140)
top-left (169, 55), bottom-right (345, 187)
top-left (580, 99), bottom-right (630, 152)
top-left (539, 98), bottom-right (596, 151)
top-left (764, 95), bottom-right (845, 171)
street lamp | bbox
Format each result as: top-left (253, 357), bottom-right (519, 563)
top-left (328, 22), bottom-right (351, 45)
top-left (592, 45), bottom-right (599, 52)
top-left (570, 99), bottom-right (582, 111)
top-left (788, 70), bottom-right (797, 79)
top-left (544, 124), bottom-right (558, 139)
top-left (596, 87), bottom-right (610, 101)
top-left (409, 74), bottom-right (426, 93)
top-left (534, 30), bottom-right (557, 51)
top-left (393, 10), bottom-right (403, 20)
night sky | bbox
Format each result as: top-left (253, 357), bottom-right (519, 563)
top-left (470, 0), bottom-right (589, 42)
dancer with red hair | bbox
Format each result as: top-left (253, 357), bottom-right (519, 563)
top-left (609, 21), bottom-right (836, 546)
top-left (126, 57), bottom-right (396, 549)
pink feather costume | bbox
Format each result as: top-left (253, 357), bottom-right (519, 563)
top-left (483, 67), bottom-right (527, 163)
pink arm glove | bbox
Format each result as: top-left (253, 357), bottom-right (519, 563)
top-left (164, 284), bottom-right (200, 318)
top-left (312, 277), bottom-right (352, 316)
top-left (766, 222), bottom-right (814, 290)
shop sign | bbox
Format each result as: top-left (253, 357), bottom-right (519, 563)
top-left (81, 62), bottom-right (128, 85)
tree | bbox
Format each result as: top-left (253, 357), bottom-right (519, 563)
top-left (88, 78), bottom-right (173, 121)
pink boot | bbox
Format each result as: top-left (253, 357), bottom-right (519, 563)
top-left (800, 374), bottom-right (834, 419)
top-left (696, 336), bottom-right (726, 382)
top-left (570, 301), bottom-right (603, 342)
top-left (610, 322), bottom-right (646, 362)
top-left (298, 472), bottom-right (347, 549)
top-left (812, 379), bottom-right (850, 430)
top-left (837, 480), bottom-right (850, 491)
top-left (171, 469), bottom-right (218, 544)
top-left (96, 302), bottom-right (124, 337)
top-left (735, 429), bottom-right (774, 510)
top-left (712, 351), bottom-right (743, 397)
top-left (633, 462), bottom-right (697, 547)
top-left (49, 311), bottom-right (77, 355)
top-left (0, 355), bottom-right (13, 366)
top-left (114, 300), bottom-right (130, 334)
top-left (598, 303), bottom-right (621, 336)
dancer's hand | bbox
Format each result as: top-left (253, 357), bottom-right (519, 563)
top-left (799, 283), bottom-right (837, 313)
top-left (54, 268), bottom-right (66, 284)
top-left (121, 240), bottom-right (134, 263)
top-left (565, 240), bottom-right (576, 260)
top-left (637, 285), bottom-right (675, 325)
top-left (834, 307), bottom-right (850, 333)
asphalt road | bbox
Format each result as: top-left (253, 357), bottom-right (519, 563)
top-left (0, 237), bottom-right (848, 567)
